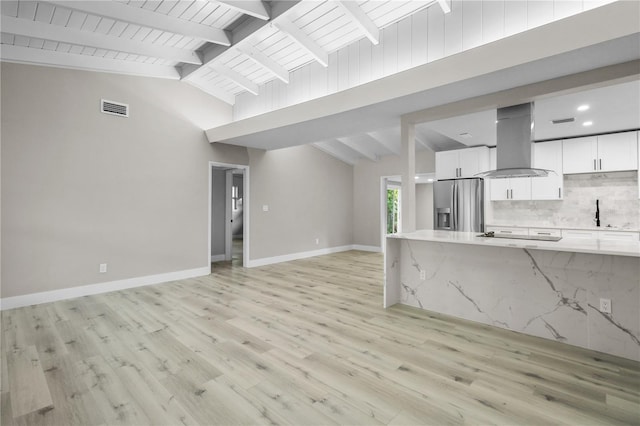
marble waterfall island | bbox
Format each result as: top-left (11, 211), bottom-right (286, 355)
top-left (385, 230), bottom-right (640, 361)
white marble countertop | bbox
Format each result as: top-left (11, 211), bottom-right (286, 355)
top-left (487, 223), bottom-right (640, 233)
top-left (388, 230), bottom-right (640, 257)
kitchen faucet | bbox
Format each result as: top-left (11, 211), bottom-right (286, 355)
top-left (595, 199), bottom-right (600, 227)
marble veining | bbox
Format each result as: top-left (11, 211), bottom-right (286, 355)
top-left (387, 237), bottom-right (640, 361)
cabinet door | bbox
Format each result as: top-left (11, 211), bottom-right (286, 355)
top-left (598, 231), bottom-right (639, 241)
top-left (562, 229), bottom-right (598, 239)
top-left (435, 151), bottom-right (460, 180)
top-left (562, 136), bottom-right (598, 174)
top-left (509, 177), bottom-right (532, 200)
top-left (531, 141), bottom-right (563, 200)
top-left (596, 132), bottom-right (638, 172)
top-left (529, 228), bottom-right (562, 238)
top-left (458, 146), bottom-right (489, 178)
top-left (490, 178), bottom-right (510, 201)
top-left (486, 226), bottom-right (528, 236)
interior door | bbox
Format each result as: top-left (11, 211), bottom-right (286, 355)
top-left (224, 170), bottom-right (233, 261)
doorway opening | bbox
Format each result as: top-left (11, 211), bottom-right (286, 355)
top-left (209, 162), bottom-right (249, 271)
top-left (386, 185), bottom-right (401, 234)
top-left (380, 176), bottom-right (402, 252)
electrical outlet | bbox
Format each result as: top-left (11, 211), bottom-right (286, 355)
top-left (599, 298), bottom-right (611, 314)
top-left (262, 205), bottom-right (269, 212)
top-left (315, 238), bottom-right (319, 245)
top-left (419, 270), bottom-right (426, 280)
top-left (99, 263), bottom-right (107, 273)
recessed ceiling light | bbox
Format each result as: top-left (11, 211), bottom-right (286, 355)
top-left (577, 104), bottom-right (590, 112)
top-left (583, 121), bottom-right (593, 127)
top-left (459, 132), bottom-right (472, 139)
top-left (415, 176), bottom-right (419, 179)
top-left (427, 178), bottom-right (434, 182)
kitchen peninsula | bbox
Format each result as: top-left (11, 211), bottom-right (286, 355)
top-left (385, 230), bottom-right (640, 361)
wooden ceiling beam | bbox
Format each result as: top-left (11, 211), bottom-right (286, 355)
top-left (44, 0), bottom-right (231, 45)
top-left (335, 0), bottom-right (379, 45)
top-left (274, 19), bottom-right (328, 67)
top-left (237, 45), bottom-right (289, 84)
top-left (1, 44), bottom-right (180, 79)
top-left (1, 16), bottom-right (202, 64)
top-left (217, 0), bottom-right (270, 20)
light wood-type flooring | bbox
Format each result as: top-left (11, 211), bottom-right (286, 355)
top-left (2, 251), bottom-right (639, 425)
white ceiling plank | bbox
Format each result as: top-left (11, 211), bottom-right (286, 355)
top-left (17, 1), bottom-right (37, 20)
top-left (335, 0), bottom-right (379, 45)
top-left (1, 1), bottom-right (19, 17)
top-left (367, 130), bottom-right (400, 155)
top-left (210, 65), bottom-right (259, 95)
top-left (274, 19), bottom-right (328, 67)
top-left (43, 0), bottom-right (231, 45)
top-left (1, 16), bottom-right (203, 65)
top-left (415, 135), bottom-right (438, 151)
top-left (238, 45), bottom-right (289, 83)
top-left (184, 79), bottom-right (235, 105)
top-left (312, 141), bottom-right (358, 165)
top-left (336, 136), bottom-right (378, 161)
top-left (34, 2), bottom-right (56, 23)
top-left (437, 0), bottom-right (451, 14)
top-left (0, 44), bottom-right (181, 79)
top-left (180, 0), bottom-right (301, 81)
top-left (217, 0), bottom-right (269, 20)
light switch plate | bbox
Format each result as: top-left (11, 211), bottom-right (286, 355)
top-left (262, 205), bottom-right (269, 212)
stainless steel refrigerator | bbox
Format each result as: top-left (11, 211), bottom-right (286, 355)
top-left (433, 178), bottom-right (484, 232)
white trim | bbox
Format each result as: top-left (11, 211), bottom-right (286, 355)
top-left (0, 267), bottom-right (210, 311)
top-left (211, 254), bottom-right (226, 262)
top-left (209, 161), bottom-right (250, 270)
top-left (351, 245), bottom-right (381, 253)
top-left (246, 245), bottom-right (380, 268)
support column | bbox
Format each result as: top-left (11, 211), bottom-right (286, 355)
top-left (400, 118), bottom-right (416, 233)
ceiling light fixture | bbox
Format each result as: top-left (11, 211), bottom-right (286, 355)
top-left (583, 121), bottom-right (593, 127)
top-left (577, 104), bottom-right (590, 112)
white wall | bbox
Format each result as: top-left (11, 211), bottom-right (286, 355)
top-left (416, 183), bottom-right (434, 231)
top-left (353, 150), bottom-right (435, 248)
top-left (1, 62), bottom-right (244, 298)
top-left (248, 145), bottom-right (354, 260)
top-left (234, 0), bottom-right (615, 120)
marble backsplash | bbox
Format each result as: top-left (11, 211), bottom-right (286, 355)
top-left (488, 171), bottom-right (639, 229)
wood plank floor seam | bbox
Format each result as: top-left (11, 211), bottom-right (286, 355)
top-left (1, 251), bottom-right (638, 425)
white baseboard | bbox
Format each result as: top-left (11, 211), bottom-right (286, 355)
top-left (351, 244), bottom-right (382, 253)
top-left (0, 266), bottom-right (210, 311)
top-left (245, 244), bottom-right (381, 268)
top-left (210, 254), bottom-right (226, 262)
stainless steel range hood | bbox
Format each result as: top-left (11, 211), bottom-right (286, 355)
top-left (476, 103), bottom-right (551, 179)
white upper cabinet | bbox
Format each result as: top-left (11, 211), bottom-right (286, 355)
top-left (488, 147), bottom-right (531, 200)
top-left (562, 136), bottom-right (598, 174)
top-left (435, 151), bottom-right (461, 180)
top-left (562, 131), bottom-right (638, 174)
top-left (596, 132), bottom-right (638, 172)
top-left (435, 146), bottom-right (490, 180)
top-left (531, 140), bottom-right (563, 200)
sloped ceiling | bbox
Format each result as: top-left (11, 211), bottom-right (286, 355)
top-left (1, 0), bottom-right (440, 104)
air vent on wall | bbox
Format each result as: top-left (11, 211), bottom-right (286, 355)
top-left (101, 99), bottom-right (129, 117)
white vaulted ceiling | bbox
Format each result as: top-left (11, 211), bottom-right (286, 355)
top-left (0, 0), bottom-right (439, 104)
